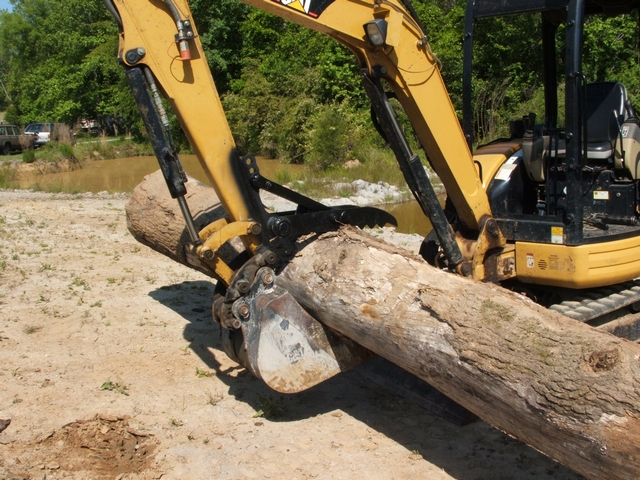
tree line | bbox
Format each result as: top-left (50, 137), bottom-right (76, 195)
top-left (0, 0), bottom-right (637, 167)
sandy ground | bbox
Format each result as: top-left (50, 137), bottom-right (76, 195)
top-left (0, 189), bottom-right (584, 480)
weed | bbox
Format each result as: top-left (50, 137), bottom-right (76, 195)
top-left (253, 395), bottom-right (285, 419)
top-left (100, 379), bottom-right (129, 396)
top-left (21, 149), bottom-right (36, 164)
top-left (207, 390), bottom-right (223, 407)
top-left (169, 418), bottom-right (184, 427)
top-left (203, 438), bottom-right (210, 445)
top-left (196, 367), bottom-right (215, 378)
top-left (23, 325), bottom-right (42, 334)
top-left (38, 263), bottom-right (55, 272)
top-left (180, 344), bottom-right (191, 355)
top-left (206, 390), bottom-right (223, 406)
top-left (69, 276), bottom-right (90, 291)
top-left (107, 277), bottom-right (116, 284)
top-left (12, 398), bottom-right (23, 404)
top-left (187, 434), bottom-right (195, 441)
top-left (90, 301), bottom-right (102, 308)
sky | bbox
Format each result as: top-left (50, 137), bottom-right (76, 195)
top-left (0, 0), bottom-right (12, 12)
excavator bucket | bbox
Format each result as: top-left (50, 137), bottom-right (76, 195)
top-left (223, 267), bottom-right (373, 393)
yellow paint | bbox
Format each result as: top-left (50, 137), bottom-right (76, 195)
top-left (515, 238), bottom-right (640, 288)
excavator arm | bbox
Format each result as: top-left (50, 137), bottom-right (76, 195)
top-left (105, 0), bottom-right (508, 392)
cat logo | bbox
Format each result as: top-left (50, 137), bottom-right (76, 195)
top-left (279, 0), bottom-right (312, 14)
top-left (273, 0), bottom-right (335, 18)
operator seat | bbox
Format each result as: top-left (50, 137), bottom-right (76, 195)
top-left (542, 82), bottom-right (628, 166)
top-left (584, 81), bottom-right (628, 161)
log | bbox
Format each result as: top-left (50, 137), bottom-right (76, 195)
top-left (127, 170), bottom-right (640, 480)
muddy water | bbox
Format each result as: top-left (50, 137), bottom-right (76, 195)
top-left (16, 155), bottom-right (432, 236)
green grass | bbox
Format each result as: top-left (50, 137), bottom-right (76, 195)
top-left (100, 378), bottom-right (129, 396)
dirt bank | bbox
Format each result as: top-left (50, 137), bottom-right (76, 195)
top-left (0, 189), bottom-right (582, 479)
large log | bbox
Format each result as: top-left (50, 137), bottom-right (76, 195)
top-left (127, 171), bottom-right (640, 480)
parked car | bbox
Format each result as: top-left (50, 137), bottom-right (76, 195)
top-left (24, 122), bottom-right (67, 147)
top-left (0, 124), bottom-right (34, 155)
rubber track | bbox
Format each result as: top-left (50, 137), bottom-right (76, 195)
top-left (548, 280), bottom-right (640, 322)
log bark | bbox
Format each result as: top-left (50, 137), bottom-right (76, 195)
top-left (127, 171), bottom-right (640, 480)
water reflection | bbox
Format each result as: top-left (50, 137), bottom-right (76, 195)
top-left (16, 155), bottom-right (431, 236)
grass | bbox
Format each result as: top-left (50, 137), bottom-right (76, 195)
top-left (100, 378), bottom-right (129, 396)
top-left (195, 367), bottom-right (215, 378)
top-left (278, 148), bottom-right (413, 200)
top-left (253, 395), bottom-right (285, 419)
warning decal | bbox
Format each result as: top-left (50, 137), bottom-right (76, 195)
top-left (272, 0), bottom-right (335, 17)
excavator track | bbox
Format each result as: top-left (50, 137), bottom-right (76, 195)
top-left (548, 280), bottom-right (640, 323)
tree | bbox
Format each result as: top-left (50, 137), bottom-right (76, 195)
top-left (0, 0), bottom-right (134, 130)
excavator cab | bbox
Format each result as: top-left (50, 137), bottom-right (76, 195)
top-left (459, 0), bottom-right (640, 299)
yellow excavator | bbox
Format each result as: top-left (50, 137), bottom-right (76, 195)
top-left (104, 0), bottom-right (640, 392)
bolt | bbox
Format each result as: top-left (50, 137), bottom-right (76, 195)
top-left (486, 219), bottom-right (499, 237)
top-left (202, 249), bottom-right (214, 260)
top-left (232, 319), bottom-right (241, 329)
top-left (238, 303), bottom-right (250, 318)
top-left (264, 251), bottom-right (277, 265)
top-left (248, 223), bottom-right (262, 235)
top-left (137, 47), bottom-right (146, 56)
top-left (237, 280), bottom-right (250, 294)
top-left (262, 272), bottom-right (274, 285)
top-left (269, 217), bottom-right (291, 237)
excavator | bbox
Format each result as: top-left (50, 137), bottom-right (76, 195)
top-left (104, 0), bottom-right (640, 393)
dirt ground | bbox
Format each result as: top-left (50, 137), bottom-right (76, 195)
top-left (0, 189), bottom-right (584, 480)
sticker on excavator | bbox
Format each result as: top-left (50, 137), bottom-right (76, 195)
top-left (551, 226), bottom-right (564, 244)
top-left (273, 0), bottom-right (335, 18)
top-left (526, 253), bottom-right (534, 269)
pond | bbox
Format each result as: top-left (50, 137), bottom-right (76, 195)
top-left (15, 155), bottom-right (433, 236)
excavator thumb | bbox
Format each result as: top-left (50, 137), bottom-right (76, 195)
top-left (220, 267), bottom-right (373, 393)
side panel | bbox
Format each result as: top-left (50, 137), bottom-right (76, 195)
top-left (515, 238), bottom-right (640, 288)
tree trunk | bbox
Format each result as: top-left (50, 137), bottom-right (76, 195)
top-left (127, 171), bottom-right (640, 480)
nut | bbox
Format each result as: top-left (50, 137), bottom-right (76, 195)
top-left (236, 280), bottom-right (250, 294)
top-left (238, 303), bottom-right (250, 319)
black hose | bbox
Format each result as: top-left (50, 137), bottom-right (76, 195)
top-left (162, 0), bottom-right (182, 24)
top-left (103, 0), bottom-right (122, 31)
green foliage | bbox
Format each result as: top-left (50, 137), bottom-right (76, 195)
top-left (307, 104), bottom-right (353, 171)
top-left (189, 0), bottom-right (251, 93)
top-left (253, 395), bottom-right (285, 419)
top-left (582, 12), bottom-right (639, 106)
top-left (0, 0), bottom-right (637, 168)
top-left (21, 149), bottom-right (35, 163)
top-left (0, 0), bottom-right (132, 130)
